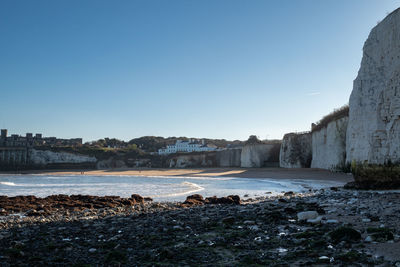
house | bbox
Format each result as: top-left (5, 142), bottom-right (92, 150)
top-left (158, 139), bottom-right (217, 155)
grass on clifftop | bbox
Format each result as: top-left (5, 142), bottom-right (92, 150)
top-left (311, 105), bottom-right (349, 132)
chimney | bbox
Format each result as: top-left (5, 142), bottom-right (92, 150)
top-left (1, 129), bottom-right (7, 139)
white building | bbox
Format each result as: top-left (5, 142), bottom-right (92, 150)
top-left (158, 139), bottom-right (217, 155)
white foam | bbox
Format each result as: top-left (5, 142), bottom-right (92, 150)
top-left (154, 182), bottom-right (205, 198)
top-left (0, 182), bottom-right (16, 186)
top-left (0, 174), bottom-right (347, 201)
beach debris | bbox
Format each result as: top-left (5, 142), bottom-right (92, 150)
top-left (181, 194), bottom-right (241, 207)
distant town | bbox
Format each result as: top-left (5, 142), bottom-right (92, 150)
top-left (0, 128), bottom-right (247, 152)
top-left (0, 129), bottom-right (82, 148)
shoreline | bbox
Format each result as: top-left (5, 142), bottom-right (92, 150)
top-left (0, 167), bottom-right (354, 183)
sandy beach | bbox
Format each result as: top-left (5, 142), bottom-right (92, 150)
top-left (5, 167), bottom-right (354, 183)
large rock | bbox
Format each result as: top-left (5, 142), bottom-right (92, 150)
top-left (30, 149), bottom-right (97, 165)
top-left (347, 8), bottom-right (400, 164)
top-left (311, 116), bottom-right (348, 170)
top-left (240, 143), bottom-right (280, 167)
top-left (280, 132), bottom-right (312, 168)
top-left (0, 194), bottom-right (147, 214)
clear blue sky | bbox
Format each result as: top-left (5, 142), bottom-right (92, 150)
top-left (1, 1), bottom-right (399, 142)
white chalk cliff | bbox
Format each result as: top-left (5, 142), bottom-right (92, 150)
top-left (347, 8), bottom-right (400, 164)
top-left (240, 144), bottom-right (278, 168)
top-left (311, 116), bottom-right (348, 170)
top-left (279, 133), bottom-right (312, 168)
top-left (30, 149), bottom-right (97, 165)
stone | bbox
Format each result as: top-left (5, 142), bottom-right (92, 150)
top-left (347, 8), bottom-right (400, 165)
top-left (221, 216), bottom-right (235, 225)
top-left (365, 236), bottom-right (373, 242)
top-left (367, 227), bottom-right (394, 241)
top-left (329, 227), bottom-right (361, 244)
top-left (297, 211), bottom-right (318, 221)
top-left (318, 256), bottom-right (330, 263)
top-left (182, 194), bottom-right (205, 206)
top-left (205, 195), bottom-right (241, 205)
top-left (130, 194), bottom-right (144, 204)
top-left (325, 219), bottom-right (339, 224)
top-left (307, 216), bottom-right (323, 224)
top-left (89, 248), bottom-right (97, 253)
top-left (248, 225), bottom-right (260, 231)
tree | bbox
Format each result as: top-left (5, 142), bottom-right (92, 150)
top-left (246, 135), bottom-right (261, 145)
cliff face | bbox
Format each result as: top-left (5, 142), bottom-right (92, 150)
top-left (168, 153), bottom-right (216, 168)
top-left (96, 158), bottom-right (127, 169)
top-left (311, 116), bottom-right (348, 170)
top-left (216, 149), bottom-right (241, 167)
top-left (240, 144), bottom-right (280, 168)
top-left (280, 133), bottom-right (312, 168)
top-left (30, 149), bottom-right (97, 166)
top-left (347, 8), bottom-right (400, 164)
top-left (166, 145), bottom-right (280, 169)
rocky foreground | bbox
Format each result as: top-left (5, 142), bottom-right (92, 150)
top-left (0, 189), bottom-right (399, 266)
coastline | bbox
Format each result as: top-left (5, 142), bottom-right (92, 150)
top-left (6, 168), bottom-right (399, 265)
top-left (0, 167), bottom-right (354, 183)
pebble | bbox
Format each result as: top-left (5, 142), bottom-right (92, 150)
top-left (248, 225), bottom-right (260, 231)
top-left (365, 236), bottom-right (373, 242)
top-left (297, 211), bottom-right (318, 221)
top-left (89, 248), bottom-right (97, 253)
top-left (325, 219), bottom-right (339, 224)
top-left (306, 217), bottom-right (321, 224)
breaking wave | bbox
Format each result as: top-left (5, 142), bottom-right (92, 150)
top-left (0, 182), bottom-right (16, 186)
top-left (154, 181), bottom-right (204, 198)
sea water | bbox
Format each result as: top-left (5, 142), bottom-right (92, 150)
top-left (0, 175), bottom-right (345, 201)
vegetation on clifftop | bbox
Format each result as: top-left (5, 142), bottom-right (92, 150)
top-left (311, 105), bottom-right (349, 132)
